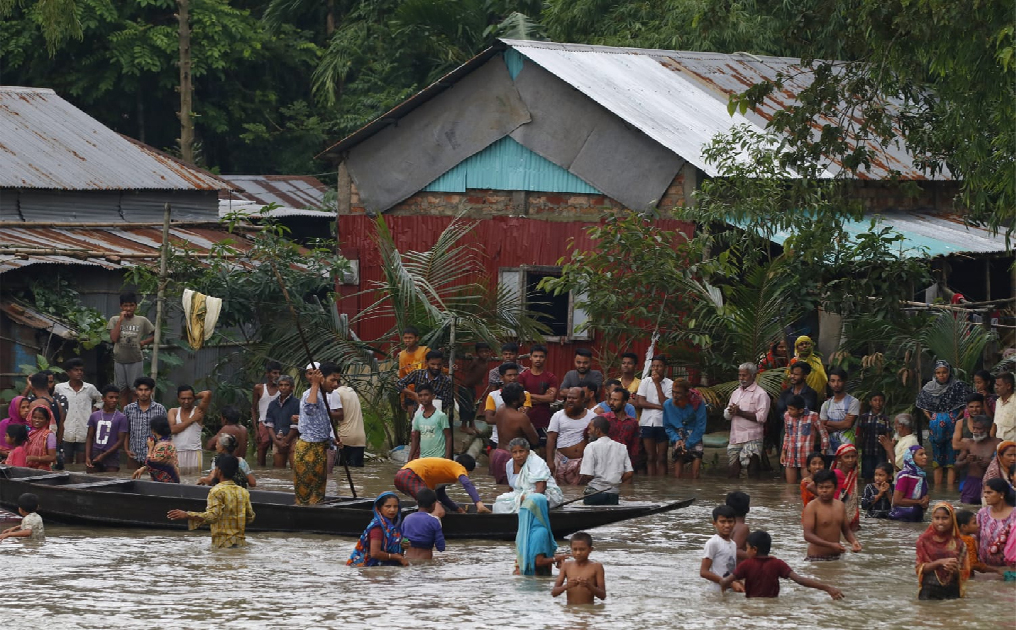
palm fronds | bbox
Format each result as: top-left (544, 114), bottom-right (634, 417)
top-left (920, 311), bottom-right (995, 380)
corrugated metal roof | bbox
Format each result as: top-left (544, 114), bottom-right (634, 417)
top-left (0, 86), bottom-right (232, 191)
top-left (220, 174), bottom-right (329, 209)
top-left (423, 136), bottom-right (602, 194)
top-left (0, 225), bottom-right (261, 273)
top-left (751, 210), bottom-right (1007, 257)
top-left (0, 301), bottom-right (78, 338)
top-left (218, 199), bottom-right (336, 219)
top-left (503, 40), bottom-right (946, 181)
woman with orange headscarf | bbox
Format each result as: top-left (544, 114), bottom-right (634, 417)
top-left (917, 502), bottom-right (970, 599)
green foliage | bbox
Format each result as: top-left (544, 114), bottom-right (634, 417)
top-left (919, 312), bottom-right (995, 382)
top-left (13, 276), bottom-right (110, 351)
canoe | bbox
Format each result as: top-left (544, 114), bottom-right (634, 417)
top-left (0, 466), bottom-right (694, 540)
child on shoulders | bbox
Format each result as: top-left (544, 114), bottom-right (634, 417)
top-left (701, 505), bottom-right (741, 592)
top-left (860, 462), bottom-right (894, 519)
top-left (402, 488), bottom-right (446, 560)
top-left (720, 530), bottom-right (843, 599)
top-left (552, 532), bottom-right (607, 604)
top-left (0, 493), bottom-right (44, 541)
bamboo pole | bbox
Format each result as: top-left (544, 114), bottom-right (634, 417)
top-left (447, 315), bottom-right (456, 432)
top-left (0, 221), bottom-right (263, 230)
top-left (0, 249), bottom-right (250, 259)
top-left (150, 204), bottom-right (172, 385)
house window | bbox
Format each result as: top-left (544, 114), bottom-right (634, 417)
top-left (498, 266), bottom-right (591, 342)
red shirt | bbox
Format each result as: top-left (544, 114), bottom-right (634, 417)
top-left (600, 411), bottom-right (640, 464)
top-left (517, 370), bottom-right (559, 430)
top-left (731, 556), bottom-right (793, 598)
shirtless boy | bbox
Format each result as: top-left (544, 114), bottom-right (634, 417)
top-left (490, 383), bottom-right (539, 484)
top-left (955, 415), bottom-right (1000, 504)
top-left (802, 469), bottom-right (862, 560)
top-left (552, 532), bottom-right (606, 604)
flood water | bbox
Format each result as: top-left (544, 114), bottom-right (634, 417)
top-left (2, 459), bottom-right (1014, 629)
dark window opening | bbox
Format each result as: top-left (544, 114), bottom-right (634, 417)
top-left (526, 272), bottom-right (569, 337)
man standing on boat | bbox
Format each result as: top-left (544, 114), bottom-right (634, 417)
top-left (294, 363), bottom-right (341, 505)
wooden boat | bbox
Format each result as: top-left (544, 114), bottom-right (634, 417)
top-left (0, 466), bottom-right (694, 540)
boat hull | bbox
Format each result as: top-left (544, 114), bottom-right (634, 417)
top-left (0, 466), bottom-right (693, 540)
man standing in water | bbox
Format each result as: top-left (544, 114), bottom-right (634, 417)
top-left (252, 360), bottom-right (282, 466)
top-left (490, 383), bottom-right (539, 484)
top-left (265, 375), bottom-right (299, 468)
top-left (547, 388), bottom-right (596, 484)
top-left (54, 358), bottom-right (102, 466)
top-left (724, 363), bottom-right (770, 479)
top-left (169, 386), bottom-right (211, 474)
top-left (294, 363), bottom-right (341, 505)
top-left (124, 377), bottom-right (166, 469)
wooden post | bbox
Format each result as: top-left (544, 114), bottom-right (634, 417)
top-left (177, 0), bottom-right (194, 164)
top-left (151, 204), bottom-right (172, 385)
top-left (447, 315), bottom-right (456, 432)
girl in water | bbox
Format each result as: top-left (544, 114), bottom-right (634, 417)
top-left (916, 502), bottom-right (970, 599)
top-left (348, 492), bottom-right (408, 567)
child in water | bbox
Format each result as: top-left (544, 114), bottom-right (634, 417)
top-left (701, 505), bottom-right (740, 592)
top-left (800, 452), bottom-right (826, 511)
top-left (552, 532), bottom-right (607, 604)
top-left (720, 530), bottom-right (843, 599)
top-left (0, 493), bottom-right (44, 541)
top-left (802, 469), bottom-right (862, 560)
top-left (726, 491), bottom-right (751, 562)
top-left (955, 509), bottom-right (988, 575)
top-left (402, 488), bottom-right (446, 560)
top-left (860, 462), bottom-right (894, 519)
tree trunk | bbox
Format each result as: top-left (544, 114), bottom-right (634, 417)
top-left (178, 0), bottom-right (194, 164)
top-left (326, 0), bottom-right (335, 35)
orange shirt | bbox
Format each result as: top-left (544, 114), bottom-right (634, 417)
top-left (398, 346), bottom-right (430, 379)
top-left (402, 457), bottom-right (468, 487)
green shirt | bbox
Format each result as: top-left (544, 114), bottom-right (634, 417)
top-left (413, 409), bottom-right (448, 458)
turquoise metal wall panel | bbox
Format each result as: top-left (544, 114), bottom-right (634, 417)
top-left (423, 136), bottom-right (602, 194)
top-left (504, 49), bottom-right (525, 79)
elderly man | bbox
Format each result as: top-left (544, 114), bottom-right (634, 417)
top-left (884, 413), bottom-right (919, 472)
top-left (993, 372), bottom-right (1015, 442)
top-left (724, 363), bottom-right (770, 478)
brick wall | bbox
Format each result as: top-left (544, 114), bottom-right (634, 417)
top-left (850, 180), bottom-right (961, 213)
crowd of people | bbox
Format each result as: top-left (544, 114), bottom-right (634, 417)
top-left (2, 313), bottom-right (1015, 603)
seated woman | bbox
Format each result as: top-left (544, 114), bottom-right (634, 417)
top-left (347, 492), bottom-right (408, 567)
top-left (889, 445), bottom-right (930, 522)
top-left (492, 438), bottom-right (565, 514)
top-left (916, 502), bottom-right (970, 599)
top-left (976, 478), bottom-right (1016, 577)
top-left (514, 494), bottom-right (567, 575)
top-left (131, 415), bottom-right (180, 483)
top-left (197, 434), bottom-right (256, 488)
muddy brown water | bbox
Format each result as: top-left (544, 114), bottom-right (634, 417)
top-left (1, 459), bottom-right (1014, 629)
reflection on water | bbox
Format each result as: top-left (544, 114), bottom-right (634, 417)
top-left (2, 461), bottom-right (1014, 629)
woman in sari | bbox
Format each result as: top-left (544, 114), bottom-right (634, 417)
top-left (787, 336), bottom-right (827, 398)
top-left (24, 406), bottom-right (56, 471)
top-left (976, 478), bottom-right (1016, 575)
top-left (131, 415), bottom-right (180, 483)
top-left (833, 444), bottom-right (860, 530)
top-left (493, 438), bottom-right (565, 514)
top-left (0, 396), bottom-right (31, 459)
top-left (982, 441), bottom-right (1016, 494)
top-left (758, 340), bottom-right (789, 372)
top-left (916, 360), bottom-right (975, 487)
top-left (916, 502), bottom-right (970, 599)
top-left (890, 445), bottom-right (930, 522)
top-left (347, 492), bottom-right (408, 567)
top-left (515, 494), bottom-right (566, 575)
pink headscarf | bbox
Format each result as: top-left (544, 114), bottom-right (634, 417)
top-left (0, 396), bottom-right (29, 450)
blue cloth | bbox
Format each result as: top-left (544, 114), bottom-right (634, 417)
top-left (515, 494), bottom-right (558, 576)
top-left (298, 389), bottom-right (332, 443)
top-left (662, 398), bottom-right (707, 447)
top-left (595, 401), bottom-right (636, 418)
top-left (889, 445), bottom-right (928, 522)
top-left (347, 492), bottom-right (403, 567)
top-left (401, 511), bottom-right (446, 552)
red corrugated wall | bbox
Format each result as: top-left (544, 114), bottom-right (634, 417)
top-left (337, 214), bottom-right (693, 379)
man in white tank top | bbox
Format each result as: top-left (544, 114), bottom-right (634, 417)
top-left (169, 386), bottom-right (211, 474)
top-left (252, 361), bottom-right (282, 466)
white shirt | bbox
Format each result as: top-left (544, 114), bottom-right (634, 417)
top-left (334, 386), bottom-right (366, 448)
top-left (894, 433), bottom-right (919, 471)
top-left (637, 377), bottom-right (673, 427)
top-left (579, 437), bottom-right (632, 493)
top-left (54, 381), bottom-right (102, 443)
top-left (994, 394), bottom-right (1016, 442)
top-left (548, 409), bottom-right (597, 449)
top-left (702, 534), bottom-right (737, 592)
top-left (172, 407), bottom-right (202, 452)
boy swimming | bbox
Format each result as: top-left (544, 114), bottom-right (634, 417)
top-left (801, 469), bottom-right (862, 560)
top-left (402, 488), bottom-right (446, 560)
top-left (720, 530), bottom-right (843, 599)
top-left (552, 532), bottom-right (606, 604)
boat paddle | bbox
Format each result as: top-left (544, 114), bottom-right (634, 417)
top-left (552, 488), bottom-right (609, 510)
top-left (270, 261), bottom-right (357, 499)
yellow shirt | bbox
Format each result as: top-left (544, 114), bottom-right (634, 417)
top-left (402, 457), bottom-right (468, 486)
top-left (187, 481), bottom-right (255, 548)
top-left (398, 346), bottom-right (430, 379)
top-left (485, 390), bottom-right (532, 411)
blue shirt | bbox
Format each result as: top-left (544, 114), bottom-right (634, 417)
top-left (401, 511), bottom-right (445, 552)
top-left (663, 398), bottom-right (707, 447)
top-left (298, 389), bottom-right (332, 443)
top-left (595, 401), bottom-right (636, 418)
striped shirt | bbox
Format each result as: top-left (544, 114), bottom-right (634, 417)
top-left (123, 401), bottom-right (167, 462)
top-left (186, 481), bottom-right (255, 548)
